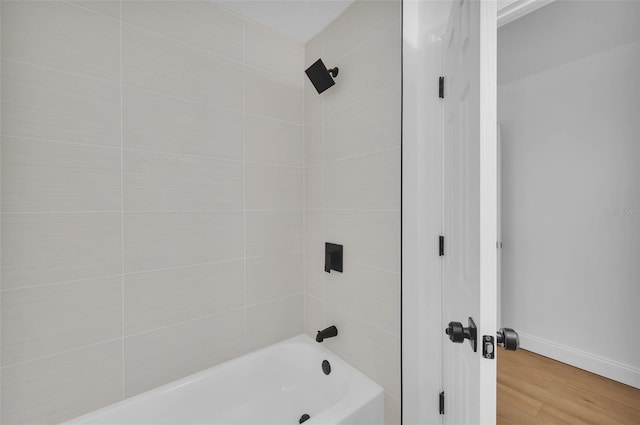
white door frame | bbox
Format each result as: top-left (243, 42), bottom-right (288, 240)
top-left (402, 0), bottom-right (497, 423)
top-left (402, 2), bottom-right (447, 423)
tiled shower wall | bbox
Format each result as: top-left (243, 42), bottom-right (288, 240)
top-left (302, 2), bottom-right (402, 425)
top-left (0, 2), bottom-right (304, 423)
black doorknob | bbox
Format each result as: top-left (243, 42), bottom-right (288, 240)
top-left (445, 317), bottom-right (477, 352)
top-left (497, 328), bottom-right (519, 351)
top-left (446, 321), bottom-right (465, 343)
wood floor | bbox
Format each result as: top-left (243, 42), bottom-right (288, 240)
top-left (497, 349), bottom-right (640, 424)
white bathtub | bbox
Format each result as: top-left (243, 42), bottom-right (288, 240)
top-left (64, 334), bottom-right (384, 425)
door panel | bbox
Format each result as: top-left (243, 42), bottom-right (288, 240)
top-left (442, 0), bottom-right (497, 424)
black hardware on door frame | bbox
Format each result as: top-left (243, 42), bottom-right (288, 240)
top-left (445, 317), bottom-right (477, 352)
top-left (483, 328), bottom-right (520, 359)
top-left (497, 328), bottom-right (519, 350)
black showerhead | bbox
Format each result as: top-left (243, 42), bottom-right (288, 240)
top-left (305, 59), bottom-right (339, 94)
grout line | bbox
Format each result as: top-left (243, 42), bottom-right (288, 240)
top-left (1, 252), bottom-right (309, 294)
top-left (242, 19), bottom-right (248, 352)
top-left (321, 145), bottom-right (401, 165)
top-left (120, 83), bottom-right (303, 127)
top-left (0, 134), bottom-right (122, 151)
top-left (322, 208), bottom-right (401, 213)
top-left (243, 111), bottom-right (304, 126)
top-left (119, 18), bottom-right (304, 88)
top-left (123, 257), bottom-right (248, 276)
top-left (323, 83), bottom-right (402, 120)
top-left (0, 0), bottom-right (3, 398)
top-left (0, 274), bottom-right (125, 293)
top-left (243, 292), bottom-right (304, 310)
top-left (121, 288), bottom-right (303, 343)
top-left (63, 0), bottom-right (121, 24)
top-left (346, 261), bottom-right (401, 276)
top-left (123, 307), bottom-right (245, 340)
top-left (320, 32), bottom-right (327, 330)
top-left (0, 292), bottom-right (305, 372)
top-left (0, 337), bottom-right (124, 370)
top-left (119, 0), bottom-right (126, 399)
top-left (0, 57), bottom-right (122, 86)
top-left (0, 208), bottom-right (305, 215)
top-left (302, 37), bottom-right (307, 334)
top-left (1, 208), bottom-right (398, 215)
top-left (1, 134), bottom-right (303, 169)
top-left (1, 211), bottom-right (123, 215)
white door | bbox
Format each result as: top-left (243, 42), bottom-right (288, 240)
top-left (442, 0), bottom-right (498, 424)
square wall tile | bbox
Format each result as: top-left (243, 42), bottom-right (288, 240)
top-left (124, 260), bottom-right (244, 336)
top-left (245, 20), bottom-right (303, 84)
top-left (324, 148), bottom-right (400, 210)
top-left (245, 252), bottom-right (303, 305)
top-left (1, 60), bottom-right (121, 147)
top-left (1, 213), bottom-right (122, 289)
top-left (324, 263), bottom-right (400, 336)
top-left (245, 210), bottom-right (303, 258)
top-left (123, 211), bottom-right (243, 273)
top-left (245, 115), bottom-right (303, 167)
top-left (123, 87), bottom-right (243, 160)
top-left (1, 341), bottom-right (123, 425)
top-left (246, 294), bottom-right (304, 351)
top-left (1, 276), bottom-right (122, 366)
top-left (1, 1), bottom-right (120, 82)
top-left (124, 309), bottom-right (245, 397)
top-left (245, 163), bottom-right (302, 210)
top-left (245, 67), bottom-right (303, 124)
top-left (1, 137), bottom-right (121, 213)
top-left (123, 23), bottom-right (243, 111)
top-left (122, 1), bottom-right (244, 61)
top-left (324, 86), bottom-right (401, 161)
top-left (123, 150), bottom-right (243, 211)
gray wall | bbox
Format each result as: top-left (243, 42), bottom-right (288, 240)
top-left (302, 2), bottom-right (402, 424)
top-left (1, 2), bottom-right (304, 423)
top-left (498, 1), bottom-right (640, 387)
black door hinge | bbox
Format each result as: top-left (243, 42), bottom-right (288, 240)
top-left (439, 236), bottom-right (445, 256)
top-left (439, 77), bottom-right (445, 98)
top-left (439, 391), bottom-right (445, 415)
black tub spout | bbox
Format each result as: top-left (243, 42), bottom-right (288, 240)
top-left (316, 325), bottom-right (338, 343)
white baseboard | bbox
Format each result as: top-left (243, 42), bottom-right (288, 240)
top-left (518, 332), bottom-right (640, 389)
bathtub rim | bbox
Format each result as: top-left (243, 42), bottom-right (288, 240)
top-left (62, 333), bottom-right (384, 425)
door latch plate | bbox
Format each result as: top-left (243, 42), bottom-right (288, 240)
top-left (482, 335), bottom-right (495, 359)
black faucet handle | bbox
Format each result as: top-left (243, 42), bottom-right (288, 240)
top-left (324, 252), bottom-right (333, 273)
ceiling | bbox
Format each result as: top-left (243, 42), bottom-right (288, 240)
top-left (215, 0), bottom-right (354, 43)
